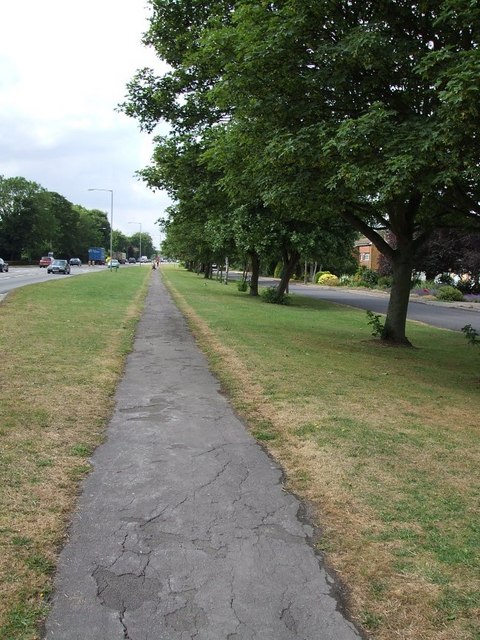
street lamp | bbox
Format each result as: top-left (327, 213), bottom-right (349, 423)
top-left (128, 221), bottom-right (142, 262)
top-left (88, 188), bottom-right (113, 267)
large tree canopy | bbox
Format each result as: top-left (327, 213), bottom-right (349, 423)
top-left (123, 0), bottom-right (480, 344)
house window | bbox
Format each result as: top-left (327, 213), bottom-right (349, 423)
top-left (360, 252), bottom-right (370, 261)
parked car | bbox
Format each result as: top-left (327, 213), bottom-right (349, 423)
top-left (39, 256), bottom-right (53, 268)
top-left (0, 258), bottom-right (8, 272)
top-left (128, 257), bottom-right (137, 264)
top-left (47, 259), bottom-right (71, 274)
top-left (69, 258), bottom-right (82, 266)
top-left (108, 259), bottom-right (120, 270)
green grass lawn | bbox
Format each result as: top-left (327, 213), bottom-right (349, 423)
top-left (0, 264), bottom-right (478, 640)
top-left (161, 267), bottom-right (480, 640)
top-left (0, 267), bottom-right (151, 640)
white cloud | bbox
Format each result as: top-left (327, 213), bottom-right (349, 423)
top-left (0, 0), bottom-right (171, 241)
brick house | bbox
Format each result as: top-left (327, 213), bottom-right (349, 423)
top-left (354, 234), bottom-right (384, 272)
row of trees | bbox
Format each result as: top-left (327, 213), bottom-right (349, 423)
top-left (123, 0), bottom-right (480, 345)
top-left (0, 175), bottom-right (156, 261)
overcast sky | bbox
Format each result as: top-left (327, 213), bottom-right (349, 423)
top-left (0, 1), bottom-right (171, 244)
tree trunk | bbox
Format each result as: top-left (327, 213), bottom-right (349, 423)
top-left (277, 249), bottom-right (300, 297)
top-left (340, 194), bottom-right (425, 346)
top-left (249, 251), bottom-right (260, 296)
top-left (382, 251), bottom-right (415, 346)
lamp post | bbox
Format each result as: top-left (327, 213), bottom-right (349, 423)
top-left (128, 221), bottom-right (142, 262)
top-left (88, 188), bottom-right (113, 267)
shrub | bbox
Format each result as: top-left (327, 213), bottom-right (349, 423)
top-left (435, 286), bottom-right (464, 302)
top-left (318, 273), bottom-right (340, 286)
top-left (461, 324), bottom-right (479, 346)
top-left (366, 310), bottom-right (384, 337)
top-left (339, 274), bottom-right (353, 286)
top-left (377, 276), bottom-right (392, 289)
top-left (437, 273), bottom-right (455, 286)
top-left (237, 280), bottom-right (248, 292)
top-left (261, 286), bottom-right (290, 305)
top-left (456, 278), bottom-right (476, 294)
top-left (315, 271), bottom-right (332, 283)
top-left (353, 266), bottom-right (379, 287)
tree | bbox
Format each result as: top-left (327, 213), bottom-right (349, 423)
top-left (44, 192), bottom-right (80, 258)
top-left (112, 229), bottom-right (130, 254)
top-left (415, 229), bottom-right (480, 288)
top-left (140, 131), bottom-right (234, 273)
top-left (123, 1), bottom-right (480, 344)
top-left (74, 205), bottom-right (110, 258)
top-left (0, 176), bottom-right (45, 259)
top-left (204, 0), bottom-right (480, 344)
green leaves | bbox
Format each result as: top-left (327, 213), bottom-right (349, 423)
top-left (121, 0), bottom-right (480, 342)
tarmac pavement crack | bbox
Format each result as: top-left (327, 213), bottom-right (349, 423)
top-left (119, 606), bottom-right (131, 640)
top-left (163, 588), bottom-right (208, 636)
top-left (93, 566), bottom-right (162, 619)
top-left (140, 494), bottom-right (190, 528)
top-left (193, 457), bottom-right (232, 497)
top-left (280, 602), bottom-right (298, 634)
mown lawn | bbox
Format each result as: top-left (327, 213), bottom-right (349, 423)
top-left (0, 267), bottom-right (151, 640)
top-left (161, 266), bottom-right (480, 640)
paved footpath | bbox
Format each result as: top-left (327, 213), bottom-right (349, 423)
top-left (44, 271), bottom-right (362, 640)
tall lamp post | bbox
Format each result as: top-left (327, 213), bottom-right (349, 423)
top-left (88, 188), bottom-right (113, 266)
top-left (128, 221), bottom-right (142, 261)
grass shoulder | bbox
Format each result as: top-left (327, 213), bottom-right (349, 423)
top-left (0, 267), bottom-right (151, 640)
top-left (161, 266), bottom-right (480, 640)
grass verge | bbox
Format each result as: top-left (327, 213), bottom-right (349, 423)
top-left (0, 267), bottom-right (151, 640)
top-left (161, 266), bottom-right (479, 640)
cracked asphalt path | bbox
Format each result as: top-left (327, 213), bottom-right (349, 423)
top-left (44, 271), bottom-right (362, 640)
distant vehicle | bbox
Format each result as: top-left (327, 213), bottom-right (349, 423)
top-left (108, 259), bottom-right (120, 270)
top-left (0, 258), bottom-right (8, 272)
top-left (128, 257), bottom-right (137, 264)
top-left (112, 251), bottom-right (127, 264)
top-left (39, 256), bottom-right (53, 268)
top-left (139, 256), bottom-right (149, 263)
top-left (88, 247), bottom-right (106, 265)
top-left (69, 258), bottom-right (82, 266)
top-left (47, 259), bottom-right (71, 275)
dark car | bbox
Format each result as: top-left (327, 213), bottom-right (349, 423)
top-left (69, 258), bottom-right (82, 266)
top-left (39, 256), bottom-right (53, 268)
top-left (128, 257), bottom-right (137, 264)
top-left (47, 259), bottom-right (71, 275)
top-left (0, 258), bottom-right (8, 272)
